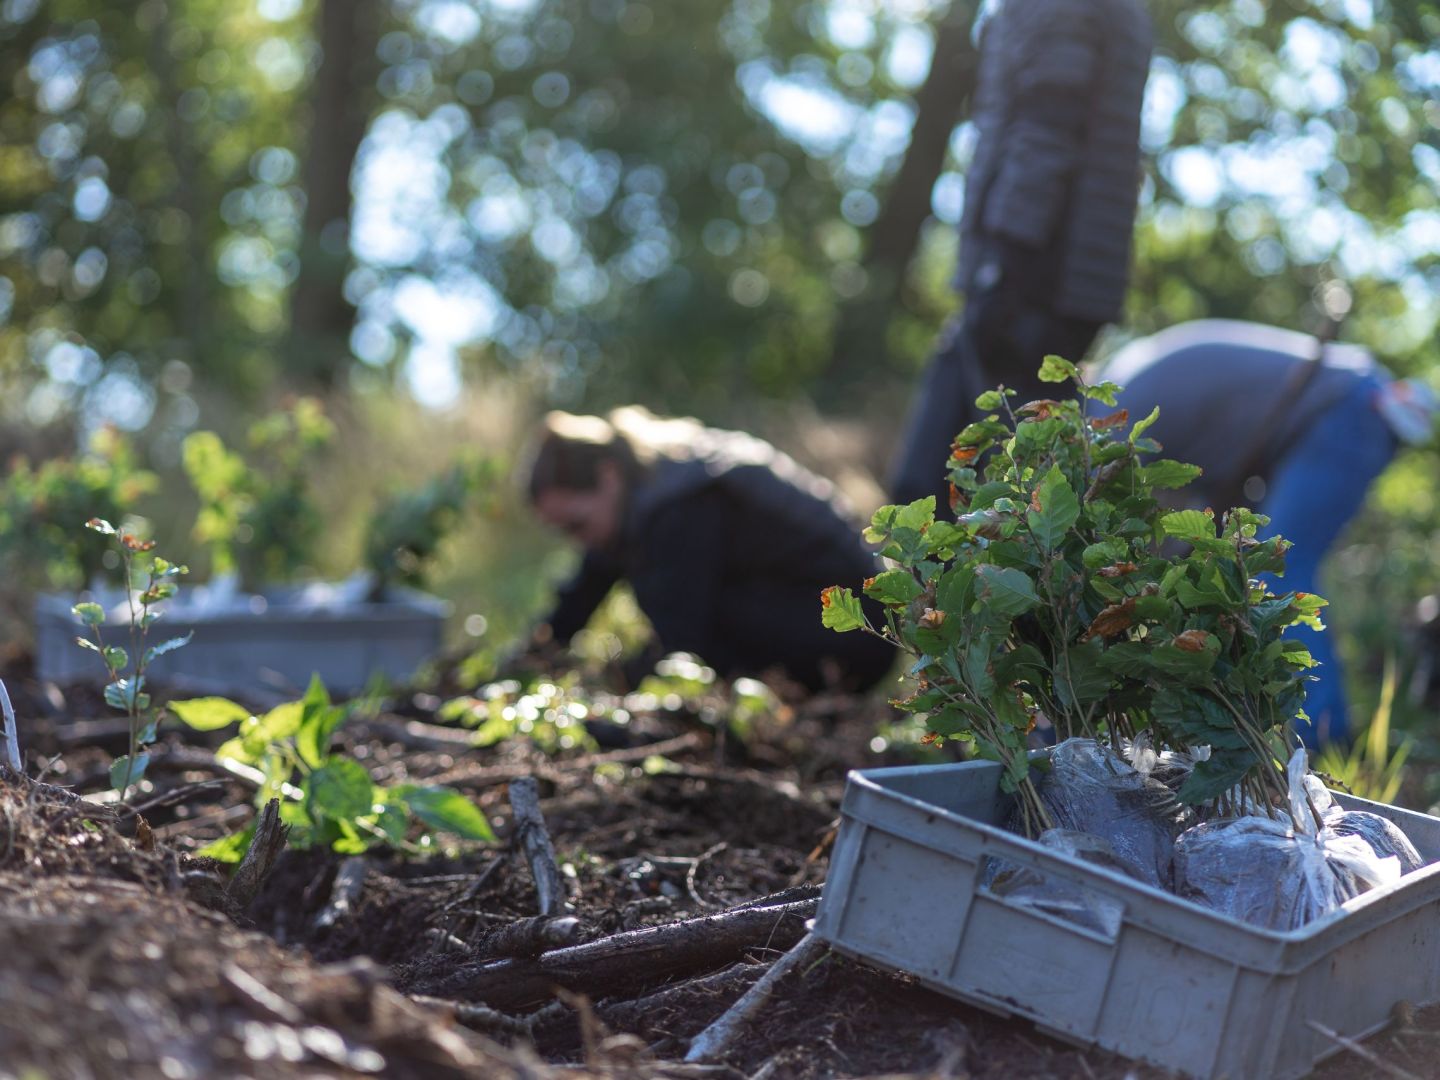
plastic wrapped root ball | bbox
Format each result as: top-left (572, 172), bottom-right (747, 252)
top-left (1033, 738), bottom-right (1193, 890)
top-left (985, 829), bottom-right (1142, 937)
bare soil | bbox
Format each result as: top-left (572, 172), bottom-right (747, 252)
top-left (0, 656), bottom-right (1432, 1079)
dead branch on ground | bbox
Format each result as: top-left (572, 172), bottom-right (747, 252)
top-left (509, 776), bottom-right (567, 916)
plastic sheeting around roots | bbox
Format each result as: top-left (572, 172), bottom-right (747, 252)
top-left (984, 739), bottom-right (1428, 933)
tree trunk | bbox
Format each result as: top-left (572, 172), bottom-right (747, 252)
top-left (286, 0), bottom-right (381, 388)
top-left (825, 1), bottom-right (981, 393)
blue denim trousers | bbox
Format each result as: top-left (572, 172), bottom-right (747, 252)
top-left (1259, 374), bottom-right (1397, 747)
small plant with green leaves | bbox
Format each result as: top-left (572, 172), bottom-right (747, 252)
top-left (0, 426), bottom-right (157, 590)
top-left (170, 676), bottom-right (495, 861)
top-left (182, 397), bottom-right (335, 590)
top-left (823, 356), bottom-right (1324, 833)
top-left (71, 518), bottom-right (190, 798)
top-left (365, 454), bottom-right (502, 600)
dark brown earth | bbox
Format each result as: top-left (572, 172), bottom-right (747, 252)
top-left (0, 656), bottom-right (1432, 1080)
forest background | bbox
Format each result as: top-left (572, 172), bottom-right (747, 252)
top-left (2, 0), bottom-right (1439, 761)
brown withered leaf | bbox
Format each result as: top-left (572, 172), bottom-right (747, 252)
top-left (951, 444), bottom-right (980, 464)
top-left (1089, 409), bottom-right (1130, 431)
top-left (1082, 597), bottom-right (1136, 642)
top-left (948, 482), bottom-right (966, 510)
top-left (1017, 399), bottom-right (1064, 419)
top-left (1173, 629), bottom-right (1213, 653)
top-left (1097, 562), bottom-right (1139, 578)
top-left (920, 732), bottom-right (941, 746)
top-left (918, 608), bottom-right (946, 629)
top-left (819, 586), bottom-right (838, 609)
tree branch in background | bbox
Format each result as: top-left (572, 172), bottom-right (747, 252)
top-left (825, 1), bottom-right (981, 392)
top-left (286, 0), bottom-right (383, 387)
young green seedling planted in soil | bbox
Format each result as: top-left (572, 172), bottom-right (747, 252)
top-left (170, 675), bottom-right (496, 861)
top-left (71, 518), bottom-right (191, 799)
top-left (824, 356), bottom-right (1324, 833)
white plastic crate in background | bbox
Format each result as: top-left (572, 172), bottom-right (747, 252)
top-left (35, 583), bottom-right (449, 697)
top-left (813, 759), bottom-right (1440, 1080)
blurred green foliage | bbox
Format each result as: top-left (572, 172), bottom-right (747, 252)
top-left (6, 0), bottom-right (1436, 419)
top-left (366, 452), bottom-right (502, 594)
top-left (1, 0), bottom-right (1439, 765)
top-left (181, 396), bottom-right (335, 588)
top-left (0, 425), bottom-right (156, 588)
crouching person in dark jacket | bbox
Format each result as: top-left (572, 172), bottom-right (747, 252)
top-left (1104, 319), bottom-right (1439, 747)
top-left (520, 407), bottom-right (895, 694)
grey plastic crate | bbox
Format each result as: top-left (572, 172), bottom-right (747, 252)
top-left (35, 580), bottom-right (449, 697)
top-left (814, 759), bottom-right (1440, 1080)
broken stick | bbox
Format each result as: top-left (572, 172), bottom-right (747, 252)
top-left (1305, 1020), bottom-right (1423, 1080)
top-left (407, 896), bottom-right (816, 1007)
top-left (509, 776), bottom-right (567, 916)
top-left (227, 798), bottom-right (289, 910)
top-left (484, 913), bottom-right (583, 958)
top-left (684, 932), bottom-right (823, 1064)
top-left (314, 854), bottom-right (368, 931)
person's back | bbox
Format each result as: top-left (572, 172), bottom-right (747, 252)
top-left (1097, 320), bottom-right (1434, 746)
top-left (529, 409), bottom-right (894, 693)
top-left (1105, 320), bottom-right (1378, 504)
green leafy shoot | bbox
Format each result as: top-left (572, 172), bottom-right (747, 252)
top-left (72, 520), bottom-right (189, 800)
top-left (822, 360), bottom-right (1323, 833)
top-left (173, 674), bottom-right (496, 861)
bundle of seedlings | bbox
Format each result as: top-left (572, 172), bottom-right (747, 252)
top-left (823, 356), bottom-right (1425, 928)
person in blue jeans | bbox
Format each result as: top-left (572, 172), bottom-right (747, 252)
top-left (1101, 320), bottom-right (1438, 747)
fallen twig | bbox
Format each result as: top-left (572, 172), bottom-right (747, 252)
top-left (687, 841), bottom-right (728, 910)
top-left (409, 995), bottom-right (536, 1036)
top-left (509, 776), bottom-right (567, 916)
top-left (581, 961), bottom-right (763, 1038)
top-left (314, 855), bottom-right (368, 931)
top-left (72, 747), bottom-right (304, 801)
top-left (1306, 1019), bottom-right (1423, 1080)
top-left (483, 914), bottom-right (583, 958)
top-left (685, 932), bottom-right (823, 1064)
top-left (120, 779), bottom-right (230, 818)
top-left (227, 799), bottom-right (289, 910)
top-left (154, 802), bottom-right (248, 838)
top-left (359, 717), bottom-right (479, 751)
top-left (438, 856), bottom-right (504, 914)
top-left (221, 961), bottom-right (304, 1023)
top-left (406, 896), bottom-right (816, 1008)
